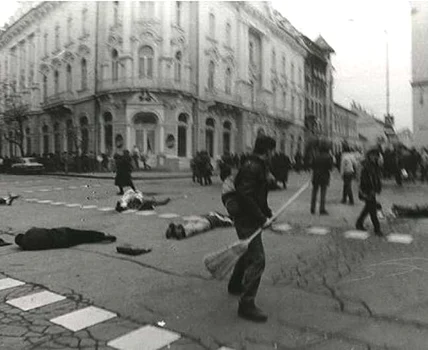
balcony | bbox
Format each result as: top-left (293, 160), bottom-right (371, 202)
top-left (205, 88), bottom-right (242, 106)
top-left (97, 77), bottom-right (197, 95)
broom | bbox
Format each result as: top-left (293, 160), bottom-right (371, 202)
top-left (204, 181), bottom-right (310, 280)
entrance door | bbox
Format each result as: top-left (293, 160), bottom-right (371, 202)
top-left (134, 112), bottom-right (158, 154)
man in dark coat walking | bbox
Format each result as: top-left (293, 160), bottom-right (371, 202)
top-left (114, 150), bottom-right (136, 195)
top-left (356, 148), bottom-right (384, 236)
top-left (310, 141), bottom-right (333, 215)
top-left (227, 135), bottom-right (276, 323)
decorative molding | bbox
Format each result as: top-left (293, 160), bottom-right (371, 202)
top-left (205, 46), bottom-right (221, 64)
top-left (51, 57), bottom-right (62, 69)
top-left (77, 44), bottom-right (91, 57)
top-left (107, 34), bottom-right (123, 49)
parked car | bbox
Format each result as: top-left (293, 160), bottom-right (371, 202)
top-left (10, 157), bottom-right (45, 174)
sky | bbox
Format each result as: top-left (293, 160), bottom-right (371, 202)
top-left (0, 0), bottom-right (414, 131)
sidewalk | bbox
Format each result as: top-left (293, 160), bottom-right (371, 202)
top-left (44, 169), bottom-right (193, 180)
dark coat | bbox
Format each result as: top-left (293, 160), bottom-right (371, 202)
top-left (270, 153), bottom-right (290, 182)
top-left (359, 160), bottom-right (381, 201)
top-left (115, 156), bottom-right (134, 186)
top-left (311, 151), bottom-right (333, 186)
top-left (234, 154), bottom-right (272, 227)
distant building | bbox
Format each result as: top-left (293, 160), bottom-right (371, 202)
top-left (351, 102), bottom-right (386, 150)
top-left (411, 1), bottom-right (428, 147)
top-left (331, 102), bottom-right (360, 153)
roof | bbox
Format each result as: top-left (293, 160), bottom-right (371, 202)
top-left (315, 36), bottom-right (335, 54)
top-left (300, 35), bottom-right (328, 61)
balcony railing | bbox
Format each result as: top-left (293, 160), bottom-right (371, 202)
top-left (205, 88), bottom-right (242, 106)
top-left (97, 77), bottom-right (197, 95)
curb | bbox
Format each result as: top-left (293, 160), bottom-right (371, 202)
top-left (44, 172), bottom-right (193, 181)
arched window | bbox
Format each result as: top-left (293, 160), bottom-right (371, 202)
top-left (80, 116), bottom-right (89, 154)
top-left (177, 113), bottom-right (188, 157)
top-left (54, 70), bottom-right (59, 94)
top-left (54, 122), bottom-right (61, 154)
top-left (225, 68), bottom-right (231, 94)
top-left (176, 1), bottom-right (181, 26)
top-left (25, 127), bottom-right (31, 156)
top-left (174, 51), bottom-right (182, 82)
top-left (42, 125), bottom-right (49, 155)
top-left (209, 13), bottom-right (215, 38)
top-left (208, 61), bottom-right (215, 90)
top-left (103, 113), bottom-right (113, 155)
top-left (249, 41), bottom-right (254, 65)
top-left (226, 22), bottom-right (231, 46)
top-left (223, 121), bottom-right (231, 155)
top-left (66, 64), bottom-right (72, 92)
top-left (66, 119), bottom-right (74, 153)
top-left (139, 46), bottom-right (154, 79)
top-left (205, 118), bottom-right (215, 157)
top-left (112, 49), bottom-right (119, 81)
top-left (55, 25), bottom-right (60, 50)
top-left (43, 75), bottom-right (48, 101)
top-left (81, 58), bottom-right (87, 90)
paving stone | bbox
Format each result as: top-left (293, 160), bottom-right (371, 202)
top-left (79, 338), bottom-right (97, 347)
top-left (29, 325), bottom-right (49, 333)
top-left (55, 335), bottom-right (80, 347)
top-left (45, 325), bottom-right (67, 335)
top-left (0, 324), bottom-right (28, 336)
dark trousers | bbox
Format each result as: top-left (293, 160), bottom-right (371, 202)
top-left (55, 228), bottom-right (107, 247)
top-left (395, 170), bottom-right (403, 186)
top-left (229, 219), bottom-right (265, 302)
top-left (356, 199), bottom-right (380, 233)
top-left (342, 174), bottom-right (354, 204)
top-left (311, 183), bottom-right (327, 213)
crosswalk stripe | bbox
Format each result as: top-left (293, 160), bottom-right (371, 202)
top-left (98, 207), bottom-right (115, 212)
top-left (82, 205), bottom-right (97, 209)
top-left (0, 278), bottom-right (25, 291)
top-left (50, 306), bottom-right (117, 332)
top-left (136, 210), bottom-right (156, 216)
top-left (38, 200), bottom-right (52, 204)
top-left (344, 230), bottom-right (369, 240)
top-left (387, 233), bottom-right (413, 244)
top-left (124, 209), bottom-right (138, 214)
top-left (50, 202), bottom-right (64, 206)
top-left (307, 227), bottom-right (329, 235)
top-left (7, 291), bottom-right (66, 311)
top-left (65, 203), bottom-right (81, 208)
top-left (23, 190), bottom-right (34, 193)
top-left (107, 325), bottom-right (181, 350)
top-left (218, 347), bottom-right (236, 350)
top-left (38, 189), bottom-right (50, 192)
top-left (158, 213), bottom-right (180, 219)
top-left (53, 187), bottom-right (63, 190)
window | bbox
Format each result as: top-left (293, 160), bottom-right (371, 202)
top-left (66, 119), bottom-right (74, 153)
top-left (226, 22), bottom-right (231, 46)
top-left (282, 55), bottom-right (286, 75)
top-left (283, 91), bottom-right (286, 110)
top-left (174, 51), bottom-right (182, 82)
top-left (55, 25), bottom-right (60, 50)
top-left (176, 1), bottom-right (181, 26)
top-left (43, 75), bottom-right (48, 100)
top-left (54, 70), bottom-right (59, 94)
top-left (54, 122), bottom-right (61, 154)
top-left (208, 61), bottom-right (215, 90)
top-left (28, 65), bottom-right (34, 86)
top-left (272, 49), bottom-right (276, 71)
top-left (67, 17), bottom-right (72, 43)
top-left (205, 118), bottom-right (215, 157)
top-left (82, 8), bottom-right (88, 35)
top-left (66, 64), bottom-right (72, 92)
top-left (103, 113), bottom-right (113, 155)
top-left (249, 41), bottom-right (254, 65)
top-left (139, 46), bottom-right (154, 78)
top-left (291, 95), bottom-right (295, 116)
top-left (42, 125), bottom-right (49, 155)
top-left (25, 127), bottom-right (31, 156)
top-left (19, 69), bottom-right (25, 90)
top-left (112, 49), bottom-right (119, 81)
top-left (81, 58), bottom-right (87, 90)
top-left (44, 33), bottom-right (48, 56)
top-left (177, 113), bottom-right (188, 157)
top-left (209, 13), bottom-right (215, 38)
top-left (113, 1), bottom-right (119, 26)
top-left (80, 116), bottom-right (89, 154)
top-left (223, 121), bottom-right (231, 155)
top-left (291, 63), bottom-right (295, 84)
top-left (225, 68), bottom-right (231, 94)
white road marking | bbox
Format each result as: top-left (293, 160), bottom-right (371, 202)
top-left (107, 325), bottom-right (181, 350)
top-left (53, 187), bottom-right (63, 190)
top-left (38, 189), bottom-right (50, 192)
top-left (7, 291), bottom-right (66, 311)
top-left (82, 205), bottom-right (97, 209)
top-left (93, 184), bottom-right (101, 187)
top-left (344, 230), bottom-right (369, 240)
top-left (50, 306), bottom-right (117, 332)
top-left (182, 215), bottom-right (203, 221)
top-left (38, 200), bottom-right (52, 204)
top-left (68, 186), bottom-right (78, 189)
top-left (98, 207), bottom-right (115, 212)
top-left (23, 190), bottom-right (34, 193)
top-left (271, 223), bottom-right (292, 232)
top-left (50, 202), bottom-right (64, 206)
top-left (65, 204), bottom-right (81, 208)
top-left (307, 227), bottom-right (329, 235)
top-left (124, 209), bottom-right (138, 214)
top-left (158, 213), bottom-right (180, 219)
top-left (0, 278), bottom-right (25, 291)
top-left (25, 198), bottom-right (37, 202)
top-left (136, 211), bottom-right (156, 216)
top-left (218, 347), bottom-right (236, 350)
top-left (387, 233), bottom-right (413, 244)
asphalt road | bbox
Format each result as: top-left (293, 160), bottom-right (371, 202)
top-left (1, 172), bottom-right (428, 349)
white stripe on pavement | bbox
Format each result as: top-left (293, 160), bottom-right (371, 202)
top-left (98, 207), bottom-right (115, 212)
top-left (124, 209), bottom-right (138, 214)
top-left (218, 347), bottom-right (236, 350)
top-left (387, 233), bottom-right (413, 244)
top-left (50, 306), bottom-right (116, 332)
top-left (344, 230), bottom-right (369, 240)
top-left (107, 325), bottom-right (181, 350)
top-left (307, 227), bottom-right (329, 235)
top-left (23, 190), bottom-right (34, 193)
top-left (82, 205), bottom-right (97, 209)
top-left (38, 189), bottom-right (50, 192)
top-left (53, 187), bottom-right (63, 190)
top-left (158, 213), bottom-right (180, 219)
top-left (38, 200), bottom-right (52, 204)
top-left (65, 204), bottom-right (81, 208)
top-left (50, 202), bottom-right (64, 206)
top-left (7, 291), bottom-right (66, 311)
top-left (0, 278), bottom-right (25, 291)
top-left (136, 211), bottom-right (156, 216)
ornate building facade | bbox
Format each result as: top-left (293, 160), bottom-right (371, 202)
top-left (331, 102), bottom-right (360, 153)
top-left (0, 1), bottom-right (309, 169)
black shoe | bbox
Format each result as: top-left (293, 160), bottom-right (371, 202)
top-left (356, 223), bottom-right (366, 231)
top-left (341, 200), bottom-right (346, 204)
top-left (228, 282), bottom-right (243, 296)
top-left (103, 235), bottom-right (117, 243)
top-left (238, 300), bottom-right (268, 323)
top-left (117, 191), bottom-right (124, 195)
top-left (175, 224), bottom-right (186, 240)
top-left (320, 210), bottom-right (329, 215)
top-left (165, 223), bottom-right (176, 239)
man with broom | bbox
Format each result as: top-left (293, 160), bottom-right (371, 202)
top-left (226, 135), bottom-right (276, 323)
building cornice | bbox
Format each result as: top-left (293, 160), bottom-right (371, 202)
top-left (0, 2), bottom-right (62, 49)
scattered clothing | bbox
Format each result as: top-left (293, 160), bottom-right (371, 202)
top-left (0, 238), bottom-right (11, 247)
top-left (392, 204), bottom-right (428, 218)
top-left (15, 227), bottom-right (116, 250)
top-left (0, 194), bottom-right (20, 206)
top-left (116, 244), bottom-right (152, 256)
top-left (115, 189), bottom-right (170, 212)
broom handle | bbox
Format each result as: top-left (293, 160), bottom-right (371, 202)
top-left (243, 181), bottom-right (310, 245)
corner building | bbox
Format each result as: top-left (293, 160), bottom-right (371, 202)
top-left (0, 1), bottom-right (307, 169)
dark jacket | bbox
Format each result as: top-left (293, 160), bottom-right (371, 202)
top-left (16, 227), bottom-right (71, 250)
top-left (234, 154), bottom-right (272, 226)
top-left (359, 160), bottom-right (381, 201)
top-left (311, 151), bottom-right (333, 186)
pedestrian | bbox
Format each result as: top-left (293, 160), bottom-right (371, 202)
top-left (132, 145), bottom-right (140, 170)
top-left (356, 148), bottom-right (384, 236)
top-left (310, 140), bottom-right (334, 215)
top-left (15, 227), bottom-right (116, 251)
top-left (114, 150), bottom-right (136, 195)
top-left (227, 135), bottom-right (276, 323)
top-left (420, 148), bottom-right (428, 182)
top-left (340, 144), bottom-right (356, 205)
top-left (115, 189), bottom-right (171, 212)
top-left (270, 152), bottom-right (290, 189)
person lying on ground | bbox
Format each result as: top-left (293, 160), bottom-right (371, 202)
top-left (115, 189), bottom-right (171, 212)
top-left (15, 227), bottom-right (116, 251)
top-left (391, 204), bottom-right (428, 218)
top-left (0, 193), bottom-right (20, 206)
top-left (165, 212), bottom-right (233, 240)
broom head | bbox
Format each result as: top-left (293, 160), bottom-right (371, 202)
top-left (203, 239), bottom-right (249, 280)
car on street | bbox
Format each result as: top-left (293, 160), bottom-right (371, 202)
top-left (10, 157), bottom-right (45, 174)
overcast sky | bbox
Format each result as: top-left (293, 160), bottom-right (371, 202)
top-left (0, 0), bottom-right (414, 131)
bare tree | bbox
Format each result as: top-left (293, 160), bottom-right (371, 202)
top-left (0, 82), bottom-right (30, 157)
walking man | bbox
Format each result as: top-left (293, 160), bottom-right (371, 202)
top-left (340, 145), bottom-right (356, 205)
top-left (227, 135), bottom-right (276, 323)
top-left (310, 140), bottom-right (333, 215)
top-left (114, 150), bottom-right (136, 195)
top-left (356, 148), bottom-right (384, 236)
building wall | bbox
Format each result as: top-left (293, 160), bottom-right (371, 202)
top-left (332, 102), bottom-right (359, 153)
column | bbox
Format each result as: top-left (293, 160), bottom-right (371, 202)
top-left (122, 1), bottom-right (132, 79)
top-left (186, 126), bottom-right (192, 158)
top-left (161, 2), bottom-right (172, 80)
top-left (159, 124), bottom-right (165, 153)
top-left (237, 19), bottom-right (247, 82)
top-left (260, 35), bottom-right (269, 90)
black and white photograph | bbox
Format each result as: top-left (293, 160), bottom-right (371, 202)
top-left (0, 0), bottom-right (423, 349)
